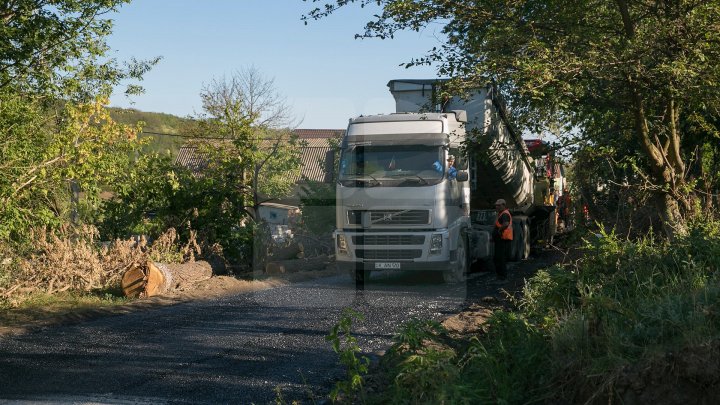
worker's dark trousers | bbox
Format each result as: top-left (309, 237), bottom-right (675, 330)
top-left (493, 239), bottom-right (511, 280)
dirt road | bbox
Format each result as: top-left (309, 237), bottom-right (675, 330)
top-left (0, 253), bottom-right (556, 404)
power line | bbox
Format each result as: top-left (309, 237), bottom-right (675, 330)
top-left (140, 130), bottom-right (332, 143)
top-left (140, 130), bottom-right (227, 140)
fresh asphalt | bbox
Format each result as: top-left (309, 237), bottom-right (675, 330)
top-left (0, 270), bottom-right (493, 404)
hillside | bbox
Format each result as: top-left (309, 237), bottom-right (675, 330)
top-left (107, 107), bottom-right (194, 156)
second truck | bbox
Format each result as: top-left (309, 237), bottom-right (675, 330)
top-left (334, 79), bottom-right (560, 283)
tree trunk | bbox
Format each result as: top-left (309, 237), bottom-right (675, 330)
top-left (655, 192), bottom-right (687, 241)
top-left (121, 261), bottom-right (213, 298)
top-left (628, 85), bottom-right (689, 239)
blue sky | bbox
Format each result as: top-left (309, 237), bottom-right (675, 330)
top-left (107, 0), bottom-right (441, 129)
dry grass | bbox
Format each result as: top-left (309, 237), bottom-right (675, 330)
top-left (1, 226), bottom-right (201, 307)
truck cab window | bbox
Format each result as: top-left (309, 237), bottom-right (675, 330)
top-left (339, 144), bottom-right (445, 187)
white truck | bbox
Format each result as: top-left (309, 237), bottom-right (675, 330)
top-left (334, 79), bottom-right (557, 284)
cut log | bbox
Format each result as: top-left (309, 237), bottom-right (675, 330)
top-left (121, 260), bottom-right (213, 298)
top-left (265, 255), bottom-right (330, 275)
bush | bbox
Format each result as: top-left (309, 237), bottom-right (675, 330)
top-left (299, 180), bottom-right (336, 235)
top-left (367, 218), bottom-right (720, 404)
top-left (458, 312), bottom-right (553, 404)
top-left (519, 219), bottom-right (720, 398)
top-left (377, 313), bottom-right (552, 405)
top-left (100, 152), bottom-right (253, 265)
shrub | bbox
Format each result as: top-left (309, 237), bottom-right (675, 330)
top-left (458, 312), bottom-right (553, 404)
top-left (519, 219), bottom-right (720, 399)
top-left (100, 152), bottom-right (253, 265)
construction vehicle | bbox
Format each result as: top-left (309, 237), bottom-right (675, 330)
top-left (334, 79), bottom-right (559, 283)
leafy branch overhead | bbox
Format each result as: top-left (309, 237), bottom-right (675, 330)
top-left (305, 0), bottom-right (720, 238)
top-left (0, 0), bottom-right (160, 99)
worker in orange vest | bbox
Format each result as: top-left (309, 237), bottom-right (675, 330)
top-left (493, 199), bottom-right (513, 281)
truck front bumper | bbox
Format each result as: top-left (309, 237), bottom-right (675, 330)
top-left (336, 260), bottom-right (453, 273)
top-left (334, 229), bottom-right (456, 272)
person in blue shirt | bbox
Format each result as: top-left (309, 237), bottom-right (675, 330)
top-left (447, 155), bottom-right (458, 180)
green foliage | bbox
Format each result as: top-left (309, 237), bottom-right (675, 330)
top-left (393, 318), bottom-right (445, 353)
top-left (100, 151), bottom-right (253, 264)
top-left (378, 313), bottom-right (551, 404)
top-left (325, 308), bottom-right (370, 403)
top-left (181, 67), bottom-right (302, 222)
top-left (392, 347), bottom-right (459, 404)
top-left (385, 319), bottom-right (459, 404)
top-left (108, 107), bottom-right (193, 156)
top-left (0, 93), bottom-right (141, 243)
top-left (519, 264), bottom-right (579, 329)
top-left (459, 312), bottom-right (553, 404)
top-left (364, 219), bottom-right (720, 403)
top-left (306, 0), bottom-right (720, 236)
top-left (0, 0), bottom-right (158, 247)
top-left (299, 180), bottom-right (336, 235)
top-left (0, 0), bottom-right (158, 100)
top-left (519, 219), bottom-right (720, 392)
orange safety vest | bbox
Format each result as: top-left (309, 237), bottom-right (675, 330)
top-left (495, 209), bottom-right (513, 240)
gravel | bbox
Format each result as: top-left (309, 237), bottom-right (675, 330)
top-left (0, 271), bottom-right (475, 404)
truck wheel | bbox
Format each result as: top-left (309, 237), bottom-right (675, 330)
top-left (443, 234), bottom-right (468, 283)
top-left (510, 220), bottom-right (522, 261)
top-left (521, 220), bottom-right (531, 260)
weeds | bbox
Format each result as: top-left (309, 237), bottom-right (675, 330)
top-left (326, 308), bottom-right (370, 403)
top-left (522, 220), bottom-right (720, 398)
top-left (364, 219), bottom-right (720, 403)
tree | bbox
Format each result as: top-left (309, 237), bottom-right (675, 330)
top-left (0, 94), bottom-right (141, 241)
top-left (183, 67), bottom-right (302, 222)
top-left (304, 0), bottom-right (720, 238)
top-left (0, 0), bottom-right (154, 243)
top-left (0, 0), bottom-right (158, 100)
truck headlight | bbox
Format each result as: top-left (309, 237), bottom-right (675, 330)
top-left (430, 233), bottom-right (443, 255)
top-left (336, 234), bottom-right (348, 254)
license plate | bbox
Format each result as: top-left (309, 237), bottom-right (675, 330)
top-left (374, 262), bottom-right (401, 269)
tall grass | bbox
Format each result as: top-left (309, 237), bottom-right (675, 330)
top-left (523, 218), bottom-right (720, 399)
top-left (366, 218), bottom-right (720, 403)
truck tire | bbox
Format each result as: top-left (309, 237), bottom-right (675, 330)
top-left (443, 234), bottom-right (468, 283)
top-left (510, 218), bottom-right (530, 261)
top-left (521, 219), bottom-right (531, 260)
top-left (510, 220), bottom-right (521, 261)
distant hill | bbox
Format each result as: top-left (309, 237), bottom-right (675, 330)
top-left (107, 107), bottom-right (194, 156)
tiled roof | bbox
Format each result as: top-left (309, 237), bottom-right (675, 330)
top-left (173, 130), bottom-right (341, 183)
top-left (292, 129), bottom-right (345, 139)
top-left (296, 143), bottom-right (336, 183)
top-left (174, 145), bottom-right (212, 175)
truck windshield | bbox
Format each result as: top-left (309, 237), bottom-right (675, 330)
top-left (339, 144), bottom-right (445, 187)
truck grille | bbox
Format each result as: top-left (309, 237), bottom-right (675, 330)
top-left (352, 235), bottom-right (425, 245)
top-left (347, 210), bottom-right (430, 225)
top-left (356, 249), bottom-right (423, 260)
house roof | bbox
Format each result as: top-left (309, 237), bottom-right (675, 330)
top-left (175, 146), bottom-right (211, 174)
top-left (293, 129), bottom-right (345, 139)
top-left (174, 129), bottom-right (342, 183)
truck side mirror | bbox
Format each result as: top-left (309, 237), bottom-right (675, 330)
top-left (456, 171), bottom-right (469, 182)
